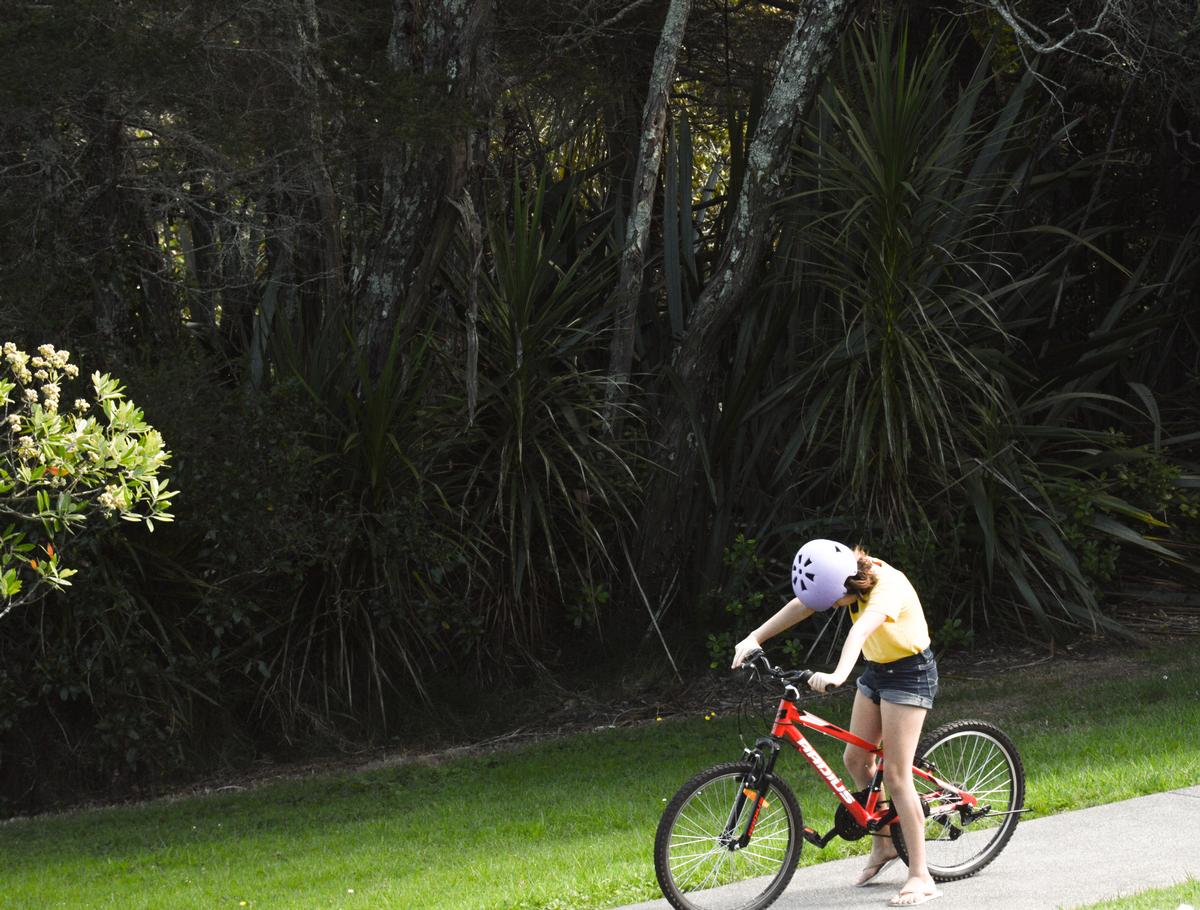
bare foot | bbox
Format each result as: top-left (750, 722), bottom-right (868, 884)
top-left (854, 845), bottom-right (899, 887)
top-left (888, 875), bottom-right (941, 906)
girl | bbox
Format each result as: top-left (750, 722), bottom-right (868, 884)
top-left (732, 538), bottom-right (941, 907)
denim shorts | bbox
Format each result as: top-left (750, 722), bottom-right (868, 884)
top-left (856, 648), bottom-right (939, 710)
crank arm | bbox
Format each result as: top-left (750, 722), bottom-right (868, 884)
top-left (802, 825), bottom-right (840, 848)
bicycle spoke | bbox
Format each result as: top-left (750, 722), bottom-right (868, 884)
top-left (696, 852), bottom-right (726, 892)
top-left (734, 845), bottom-right (786, 865)
top-left (967, 762), bottom-right (1011, 796)
top-left (678, 820), bottom-right (708, 845)
top-left (661, 766), bottom-right (798, 909)
top-left (672, 835), bottom-right (724, 849)
top-left (906, 729), bottom-right (1023, 877)
top-left (674, 847), bottom-right (722, 886)
top-left (695, 790), bottom-right (729, 830)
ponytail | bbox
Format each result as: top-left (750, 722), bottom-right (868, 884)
top-left (845, 546), bottom-right (879, 595)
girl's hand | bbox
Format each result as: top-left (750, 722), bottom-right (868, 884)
top-left (731, 636), bottom-right (762, 669)
top-left (808, 671), bottom-right (844, 694)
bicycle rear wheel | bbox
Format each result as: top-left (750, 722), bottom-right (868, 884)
top-left (654, 761), bottom-right (803, 910)
top-left (893, 719), bottom-right (1025, 881)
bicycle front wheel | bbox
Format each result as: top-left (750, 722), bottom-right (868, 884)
top-left (893, 719), bottom-right (1025, 882)
top-left (654, 761), bottom-right (803, 910)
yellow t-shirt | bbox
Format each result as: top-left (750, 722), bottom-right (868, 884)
top-left (847, 560), bottom-right (931, 663)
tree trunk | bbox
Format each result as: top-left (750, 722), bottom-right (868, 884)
top-left (184, 195), bottom-right (219, 334)
top-left (356, 0), bottom-right (496, 368)
top-left (635, 0), bottom-right (860, 612)
top-left (605, 0), bottom-right (694, 425)
top-left (131, 198), bottom-right (176, 345)
top-left (292, 0), bottom-right (344, 320)
top-left (77, 92), bottom-right (130, 350)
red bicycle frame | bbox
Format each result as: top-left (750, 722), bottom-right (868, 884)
top-left (770, 695), bottom-right (977, 833)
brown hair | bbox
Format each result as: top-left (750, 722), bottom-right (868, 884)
top-left (845, 546), bottom-right (879, 596)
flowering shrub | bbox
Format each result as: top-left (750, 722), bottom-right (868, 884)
top-left (0, 342), bottom-right (175, 617)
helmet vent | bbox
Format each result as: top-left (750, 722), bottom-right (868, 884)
top-left (791, 539), bottom-right (854, 613)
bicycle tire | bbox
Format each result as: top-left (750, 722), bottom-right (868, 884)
top-left (654, 761), bottom-right (803, 910)
top-left (892, 719), bottom-right (1025, 882)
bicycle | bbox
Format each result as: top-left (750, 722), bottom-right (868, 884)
top-left (653, 650), bottom-right (1026, 910)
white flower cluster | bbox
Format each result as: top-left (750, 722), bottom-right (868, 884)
top-left (4, 342), bottom-right (81, 416)
top-left (98, 484), bottom-right (121, 515)
top-left (1, 343), bottom-right (176, 610)
top-left (4, 342), bottom-right (33, 384)
top-left (41, 381), bottom-right (61, 413)
top-left (34, 343), bottom-right (77, 374)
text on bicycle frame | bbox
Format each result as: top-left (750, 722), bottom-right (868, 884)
top-left (795, 735), bottom-right (857, 805)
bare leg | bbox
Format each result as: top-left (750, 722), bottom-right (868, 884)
top-left (845, 688), bottom-right (883, 789)
top-left (845, 690), bottom-right (896, 885)
top-left (880, 701), bottom-right (939, 905)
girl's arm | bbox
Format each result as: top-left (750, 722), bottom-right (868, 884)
top-left (808, 610), bottom-right (887, 693)
top-left (731, 597), bottom-right (815, 668)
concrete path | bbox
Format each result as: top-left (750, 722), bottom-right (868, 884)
top-left (620, 786), bottom-right (1200, 910)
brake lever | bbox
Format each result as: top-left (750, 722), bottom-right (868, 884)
top-left (736, 650), bottom-right (769, 678)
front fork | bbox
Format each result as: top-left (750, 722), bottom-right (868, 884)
top-left (721, 738), bottom-right (782, 850)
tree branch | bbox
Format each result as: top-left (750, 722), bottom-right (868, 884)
top-left (605, 0), bottom-right (695, 426)
top-left (974, 0), bottom-right (1128, 60)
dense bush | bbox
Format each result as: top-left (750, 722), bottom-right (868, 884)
top-left (1, 6), bottom-right (1199, 813)
top-left (684, 24), bottom-right (1200, 657)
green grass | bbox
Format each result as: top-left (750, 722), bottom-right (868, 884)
top-left (1075, 878), bottom-right (1199, 909)
top-left (2, 642), bottom-right (1199, 910)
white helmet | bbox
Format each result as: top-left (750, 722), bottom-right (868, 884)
top-left (791, 539), bottom-right (858, 612)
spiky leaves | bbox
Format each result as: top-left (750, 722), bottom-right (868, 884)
top-left (781, 22), bottom-right (1190, 639)
top-left (456, 178), bottom-right (644, 652)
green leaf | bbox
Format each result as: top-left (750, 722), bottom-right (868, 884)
top-left (1091, 514), bottom-right (1178, 560)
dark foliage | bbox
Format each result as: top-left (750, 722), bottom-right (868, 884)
top-left (1, 1), bottom-right (1198, 812)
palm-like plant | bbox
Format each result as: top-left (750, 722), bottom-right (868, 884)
top-left (256, 304), bottom-right (464, 730)
top-left (786, 23), bottom-right (1024, 529)
top-left (449, 178), bottom-right (643, 652)
top-left (758, 21), bottom-right (1194, 640)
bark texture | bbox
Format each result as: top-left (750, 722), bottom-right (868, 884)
top-left (357, 0), bottom-right (496, 366)
top-left (293, 0), bottom-right (344, 320)
top-left (78, 93), bottom-right (131, 350)
top-left (635, 0), bottom-right (860, 609)
top-left (605, 0), bottom-right (694, 423)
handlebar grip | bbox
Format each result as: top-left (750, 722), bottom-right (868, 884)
top-left (749, 651), bottom-right (778, 676)
top-left (736, 651), bottom-right (827, 693)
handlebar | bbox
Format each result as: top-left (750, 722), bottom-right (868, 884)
top-left (741, 649), bottom-right (815, 689)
